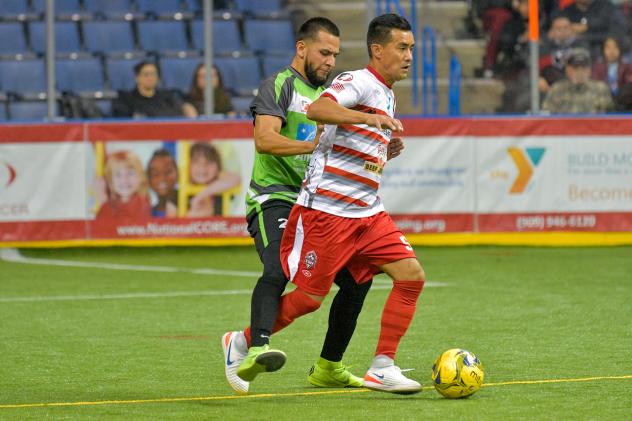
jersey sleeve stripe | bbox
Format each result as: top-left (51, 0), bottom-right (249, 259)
top-left (324, 165), bottom-right (379, 189)
top-left (332, 144), bottom-right (379, 163)
top-left (321, 92), bottom-right (338, 102)
top-left (351, 104), bottom-right (388, 116)
top-left (315, 187), bottom-right (369, 207)
top-left (339, 124), bottom-right (389, 145)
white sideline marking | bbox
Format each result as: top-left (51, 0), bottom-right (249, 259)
top-left (0, 248), bottom-right (448, 303)
top-left (0, 248), bottom-right (260, 278)
top-left (0, 283), bottom-right (446, 303)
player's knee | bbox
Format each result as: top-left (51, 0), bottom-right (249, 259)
top-left (335, 270), bottom-right (372, 303)
top-left (402, 259), bottom-right (425, 283)
top-left (257, 274), bottom-right (288, 294)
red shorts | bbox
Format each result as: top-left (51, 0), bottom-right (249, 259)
top-left (280, 205), bottom-right (417, 296)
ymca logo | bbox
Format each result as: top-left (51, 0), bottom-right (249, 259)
top-left (507, 147), bottom-right (545, 194)
top-left (0, 161), bottom-right (17, 190)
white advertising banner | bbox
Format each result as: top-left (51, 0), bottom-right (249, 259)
top-left (477, 136), bottom-right (632, 212)
top-left (381, 136), bottom-right (474, 213)
top-left (0, 142), bottom-right (87, 222)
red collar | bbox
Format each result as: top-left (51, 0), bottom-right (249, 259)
top-left (366, 65), bottom-right (392, 88)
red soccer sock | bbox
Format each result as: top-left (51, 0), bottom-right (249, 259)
top-left (242, 289), bottom-right (321, 348)
top-left (272, 288), bottom-right (322, 334)
top-left (375, 280), bottom-right (424, 359)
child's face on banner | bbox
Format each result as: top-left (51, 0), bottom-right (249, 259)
top-left (190, 155), bottom-right (219, 184)
top-left (148, 156), bottom-right (177, 197)
top-left (112, 163), bottom-right (141, 201)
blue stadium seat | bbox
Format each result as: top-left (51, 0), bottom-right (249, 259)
top-left (106, 57), bottom-right (139, 91)
top-left (0, 23), bottom-right (27, 56)
top-left (244, 19), bottom-right (294, 54)
top-left (214, 55), bottom-right (261, 96)
top-left (137, 21), bottom-right (189, 53)
top-left (55, 58), bottom-right (104, 93)
top-left (32, 0), bottom-right (88, 19)
top-left (234, 0), bottom-right (284, 17)
top-left (231, 95), bottom-right (253, 113)
top-left (83, 0), bottom-right (135, 19)
top-left (94, 99), bottom-right (112, 117)
top-left (0, 102), bottom-right (7, 121)
top-left (9, 101), bottom-right (50, 121)
top-left (191, 19), bottom-right (242, 55)
top-left (160, 56), bottom-right (200, 92)
top-left (262, 53), bottom-right (293, 78)
top-left (0, 0), bottom-right (32, 21)
top-left (30, 22), bottom-right (81, 55)
top-left (0, 60), bottom-right (46, 96)
top-left (83, 21), bottom-right (135, 54)
top-left (136, 0), bottom-right (192, 18)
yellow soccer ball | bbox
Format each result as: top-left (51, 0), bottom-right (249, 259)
top-left (431, 348), bottom-right (484, 398)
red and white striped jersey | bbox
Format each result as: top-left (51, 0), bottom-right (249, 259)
top-left (296, 66), bottom-right (396, 218)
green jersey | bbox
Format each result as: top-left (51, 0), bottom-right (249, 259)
top-left (246, 66), bottom-right (324, 215)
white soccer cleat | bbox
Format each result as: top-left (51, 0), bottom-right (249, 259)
top-left (364, 356), bottom-right (422, 395)
top-left (221, 331), bottom-right (249, 394)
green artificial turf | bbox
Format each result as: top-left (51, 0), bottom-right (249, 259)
top-left (1, 246), bottom-right (630, 420)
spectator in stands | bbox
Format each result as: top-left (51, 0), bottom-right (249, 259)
top-left (183, 63), bottom-right (236, 117)
top-left (187, 142), bottom-right (240, 217)
top-left (615, 82), bottom-right (632, 110)
top-left (496, 0), bottom-right (531, 112)
top-left (96, 150), bottom-right (151, 221)
top-left (112, 61), bottom-right (189, 119)
top-left (591, 36), bottom-right (632, 97)
top-left (542, 48), bottom-right (614, 113)
top-left (560, 0), bottom-right (628, 55)
top-left (539, 15), bottom-right (589, 94)
top-left (147, 148), bottom-right (179, 218)
top-left (474, 0), bottom-right (513, 77)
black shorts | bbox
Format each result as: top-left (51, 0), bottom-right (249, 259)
top-left (247, 200), bottom-right (292, 279)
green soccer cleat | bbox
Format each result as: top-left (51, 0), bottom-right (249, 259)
top-left (236, 345), bottom-right (286, 382)
top-left (307, 357), bottom-right (364, 388)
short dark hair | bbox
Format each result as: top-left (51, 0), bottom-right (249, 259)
top-left (134, 60), bottom-right (158, 76)
top-left (367, 13), bottom-right (412, 57)
top-left (297, 17), bottom-right (340, 41)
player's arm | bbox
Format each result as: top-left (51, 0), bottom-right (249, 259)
top-left (254, 114), bottom-right (320, 156)
top-left (307, 96), bottom-right (403, 132)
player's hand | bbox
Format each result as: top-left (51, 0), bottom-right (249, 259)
top-left (365, 114), bottom-right (404, 132)
top-left (387, 137), bottom-right (404, 160)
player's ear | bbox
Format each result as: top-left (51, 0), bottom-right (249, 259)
top-left (370, 43), bottom-right (382, 59)
top-left (296, 40), bottom-right (307, 59)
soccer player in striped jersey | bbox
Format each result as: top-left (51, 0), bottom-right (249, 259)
top-left (221, 17), bottom-right (404, 394)
top-left (275, 13), bottom-right (426, 394)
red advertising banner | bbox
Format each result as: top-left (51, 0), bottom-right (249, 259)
top-left (1, 117), bottom-right (632, 245)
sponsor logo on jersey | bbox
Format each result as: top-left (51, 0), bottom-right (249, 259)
top-left (364, 161), bottom-right (384, 175)
top-left (337, 72), bottom-right (353, 82)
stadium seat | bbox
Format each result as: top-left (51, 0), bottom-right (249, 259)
top-left (8, 100), bottom-right (50, 121)
top-left (106, 57), bottom-right (141, 91)
top-left (0, 23), bottom-right (27, 56)
top-left (243, 19), bottom-right (294, 54)
top-left (30, 21), bottom-right (81, 55)
top-left (137, 21), bottom-right (190, 54)
top-left (83, 21), bottom-right (135, 54)
top-left (0, 102), bottom-right (7, 121)
top-left (214, 55), bottom-right (261, 96)
top-left (83, 0), bottom-right (137, 19)
top-left (234, 0), bottom-right (285, 18)
top-left (55, 58), bottom-right (105, 94)
top-left (136, 0), bottom-right (192, 19)
top-left (0, 0), bottom-right (34, 21)
top-left (160, 56), bottom-right (200, 93)
top-left (231, 95), bottom-right (253, 114)
top-left (94, 99), bottom-right (112, 117)
top-left (191, 19), bottom-right (242, 55)
top-left (0, 60), bottom-right (46, 97)
top-left (31, 0), bottom-right (89, 20)
top-left (262, 53), bottom-right (293, 78)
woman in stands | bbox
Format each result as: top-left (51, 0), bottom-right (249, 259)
top-left (183, 64), bottom-right (236, 117)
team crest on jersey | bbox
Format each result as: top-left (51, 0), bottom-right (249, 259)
top-left (304, 250), bottom-right (317, 269)
top-left (377, 144), bottom-right (387, 165)
top-left (337, 72), bottom-right (353, 82)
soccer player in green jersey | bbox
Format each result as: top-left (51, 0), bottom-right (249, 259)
top-left (221, 17), bottom-right (404, 394)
